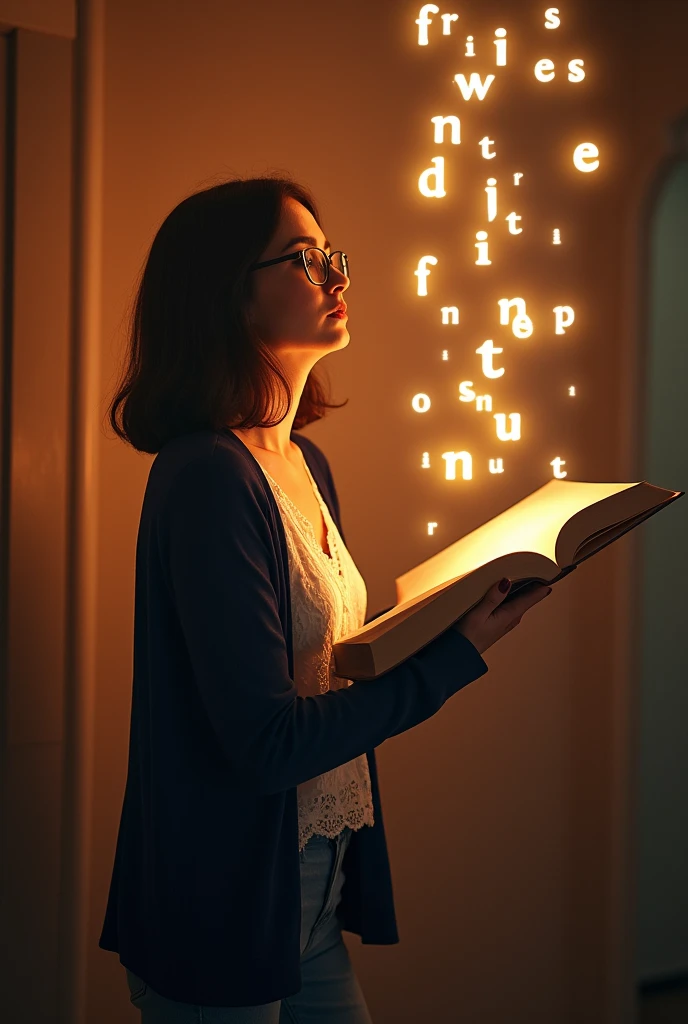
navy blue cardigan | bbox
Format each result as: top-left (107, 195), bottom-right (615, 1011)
top-left (98, 427), bottom-right (489, 1007)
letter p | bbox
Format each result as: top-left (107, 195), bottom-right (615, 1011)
top-left (553, 305), bottom-right (575, 335)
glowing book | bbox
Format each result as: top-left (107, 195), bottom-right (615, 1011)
top-left (331, 478), bottom-right (683, 681)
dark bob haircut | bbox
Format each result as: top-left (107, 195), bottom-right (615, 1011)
top-left (107, 175), bottom-right (347, 454)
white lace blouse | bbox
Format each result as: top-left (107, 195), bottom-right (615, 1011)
top-left (255, 449), bottom-right (375, 852)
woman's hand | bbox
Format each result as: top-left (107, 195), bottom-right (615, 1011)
top-left (453, 578), bottom-right (552, 656)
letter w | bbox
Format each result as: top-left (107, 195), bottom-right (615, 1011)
top-left (453, 73), bottom-right (495, 100)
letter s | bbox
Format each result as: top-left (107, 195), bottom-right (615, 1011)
top-left (568, 58), bottom-right (585, 82)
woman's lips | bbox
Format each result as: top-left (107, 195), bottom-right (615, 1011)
top-left (327, 311), bottom-right (348, 319)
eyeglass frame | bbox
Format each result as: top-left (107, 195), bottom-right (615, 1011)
top-left (247, 247), bottom-right (349, 287)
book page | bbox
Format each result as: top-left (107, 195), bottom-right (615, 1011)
top-left (556, 481), bottom-right (682, 564)
top-left (395, 478), bottom-right (641, 606)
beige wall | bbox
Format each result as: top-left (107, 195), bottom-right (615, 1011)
top-left (2, 0), bottom-right (687, 1021)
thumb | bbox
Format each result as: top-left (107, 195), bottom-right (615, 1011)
top-left (480, 577), bottom-right (512, 615)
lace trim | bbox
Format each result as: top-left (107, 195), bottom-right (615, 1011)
top-left (259, 454), bottom-right (342, 576)
top-left (297, 765), bottom-right (375, 851)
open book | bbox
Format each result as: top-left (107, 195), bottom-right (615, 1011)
top-left (331, 478), bottom-right (684, 681)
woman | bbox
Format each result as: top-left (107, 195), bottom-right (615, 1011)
top-left (98, 175), bottom-right (551, 1022)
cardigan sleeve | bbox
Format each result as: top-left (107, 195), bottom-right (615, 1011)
top-left (161, 453), bottom-right (488, 796)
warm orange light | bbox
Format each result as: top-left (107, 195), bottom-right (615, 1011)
top-left (397, 481), bottom-right (641, 605)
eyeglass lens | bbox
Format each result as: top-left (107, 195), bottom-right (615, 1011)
top-left (304, 248), bottom-right (348, 285)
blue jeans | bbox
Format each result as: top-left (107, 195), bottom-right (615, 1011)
top-left (124, 825), bottom-right (373, 1022)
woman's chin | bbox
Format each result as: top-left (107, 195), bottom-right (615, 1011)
top-left (321, 322), bottom-right (350, 342)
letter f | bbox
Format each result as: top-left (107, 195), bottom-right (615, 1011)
top-left (415, 255), bottom-right (438, 296)
top-left (416, 4), bottom-right (440, 46)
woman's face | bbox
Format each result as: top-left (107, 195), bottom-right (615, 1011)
top-left (246, 196), bottom-right (350, 359)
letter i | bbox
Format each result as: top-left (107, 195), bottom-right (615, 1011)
top-left (475, 231), bottom-right (491, 265)
top-left (486, 178), bottom-right (497, 221)
top-left (494, 28), bottom-right (507, 65)
top-left (465, 35), bottom-right (475, 57)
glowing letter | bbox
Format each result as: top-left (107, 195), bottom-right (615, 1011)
top-left (418, 157), bottom-right (446, 197)
top-left (443, 451), bottom-right (473, 481)
top-left (494, 27), bottom-right (507, 66)
top-left (534, 58), bottom-right (555, 82)
top-left (553, 228), bottom-right (561, 244)
top-left (454, 73), bottom-right (495, 101)
top-left (415, 255), bottom-right (437, 295)
top-left (486, 178), bottom-right (498, 221)
top-left (494, 413), bottom-right (521, 441)
top-left (465, 35), bottom-right (475, 57)
top-left (442, 350), bottom-right (448, 360)
top-left (506, 212), bottom-right (522, 234)
top-left (441, 12), bottom-right (459, 33)
top-left (441, 306), bottom-right (459, 324)
top-left (432, 115), bottom-right (461, 144)
top-left (458, 381), bottom-right (475, 402)
top-left (475, 231), bottom-right (491, 265)
top-left (428, 521), bottom-right (438, 535)
top-left (480, 136), bottom-right (496, 159)
top-left (568, 58), bottom-right (585, 82)
top-left (411, 393), bottom-right (431, 413)
top-left (573, 142), bottom-right (599, 172)
top-left (476, 394), bottom-right (493, 412)
top-left (489, 458), bottom-right (504, 474)
top-left (476, 339), bottom-right (504, 378)
top-left (568, 386), bottom-right (576, 396)
top-left (416, 4), bottom-right (439, 45)
top-left (422, 452), bottom-right (430, 467)
top-left (545, 7), bottom-right (561, 28)
top-left (553, 305), bottom-right (575, 334)
top-left (513, 172), bottom-right (523, 185)
top-left (498, 297), bottom-right (533, 338)
top-left (551, 457), bottom-right (567, 479)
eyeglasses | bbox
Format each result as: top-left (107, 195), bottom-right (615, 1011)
top-left (248, 247), bottom-right (349, 287)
